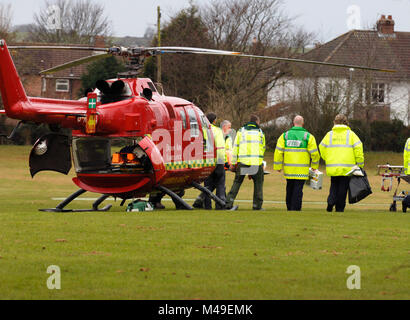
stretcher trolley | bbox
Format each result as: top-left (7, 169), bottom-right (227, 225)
top-left (377, 164), bottom-right (410, 212)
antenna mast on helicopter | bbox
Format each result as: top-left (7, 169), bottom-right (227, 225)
top-left (157, 6), bottom-right (162, 84)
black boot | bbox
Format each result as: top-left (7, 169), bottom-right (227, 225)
top-left (154, 202), bottom-right (165, 209)
top-left (193, 199), bottom-right (204, 209)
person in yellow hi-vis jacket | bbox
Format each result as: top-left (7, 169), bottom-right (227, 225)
top-left (403, 138), bottom-right (410, 212)
top-left (274, 115), bottom-right (320, 211)
top-left (193, 119), bottom-right (233, 209)
top-left (404, 138), bottom-right (410, 174)
top-left (221, 120), bottom-right (233, 168)
top-left (319, 114), bottom-right (364, 212)
top-left (203, 112), bottom-right (226, 210)
top-left (225, 115), bottom-right (266, 211)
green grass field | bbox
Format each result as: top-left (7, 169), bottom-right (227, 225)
top-left (0, 146), bottom-right (409, 299)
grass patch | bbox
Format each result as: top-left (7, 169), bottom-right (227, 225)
top-left (0, 146), bottom-right (409, 299)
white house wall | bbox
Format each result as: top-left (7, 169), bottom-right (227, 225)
top-left (267, 77), bottom-right (410, 126)
top-left (268, 77), bottom-right (295, 106)
top-left (389, 82), bottom-right (410, 126)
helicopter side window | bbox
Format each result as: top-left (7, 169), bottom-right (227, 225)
top-left (200, 114), bottom-right (212, 152)
top-left (147, 82), bottom-right (157, 92)
top-left (179, 109), bottom-right (187, 129)
top-left (187, 108), bottom-right (199, 138)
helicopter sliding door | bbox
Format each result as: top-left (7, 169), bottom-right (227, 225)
top-left (138, 136), bottom-right (166, 184)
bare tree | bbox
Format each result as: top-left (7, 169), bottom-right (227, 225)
top-left (145, 0), bottom-right (312, 124)
top-left (29, 0), bottom-right (111, 44)
top-left (202, 0), bottom-right (314, 127)
top-left (149, 4), bottom-right (215, 109)
top-left (0, 3), bottom-right (15, 43)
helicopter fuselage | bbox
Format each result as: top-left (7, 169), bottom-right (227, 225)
top-left (69, 78), bottom-right (217, 199)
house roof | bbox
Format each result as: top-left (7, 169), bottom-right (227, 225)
top-left (9, 42), bottom-right (103, 79)
top-left (296, 29), bottom-right (410, 82)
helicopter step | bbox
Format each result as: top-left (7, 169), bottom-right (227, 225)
top-left (39, 189), bottom-right (112, 212)
top-left (155, 185), bottom-right (193, 210)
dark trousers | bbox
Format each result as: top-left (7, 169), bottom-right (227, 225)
top-left (327, 176), bottom-right (350, 212)
top-left (286, 179), bottom-right (305, 211)
top-left (226, 163), bottom-right (264, 210)
top-left (204, 164), bottom-right (226, 210)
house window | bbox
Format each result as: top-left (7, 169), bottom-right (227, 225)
top-left (325, 81), bottom-right (339, 102)
top-left (358, 82), bottom-right (386, 104)
top-left (371, 83), bottom-right (385, 103)
top-left (56, 79), bottom-right (69, 92)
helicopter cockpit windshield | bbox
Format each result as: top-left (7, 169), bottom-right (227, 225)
top-left (72, 137), bottom-right (152, 174)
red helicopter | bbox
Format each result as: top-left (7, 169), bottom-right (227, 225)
top-left (0, 39), bottom-right (394, 212)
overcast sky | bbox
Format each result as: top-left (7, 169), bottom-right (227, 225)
top-left (3, 0), bottom-right (410, 42)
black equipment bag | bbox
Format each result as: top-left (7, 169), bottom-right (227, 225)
top-left (402, 195), bottom-right (410, 213)
top-left (348, 169), bottom-right (372, 204)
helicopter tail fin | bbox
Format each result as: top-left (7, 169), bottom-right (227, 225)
top-left (0, 39), bottom-right (30, 118)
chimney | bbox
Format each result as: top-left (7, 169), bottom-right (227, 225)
top-left (93, 36), bottom-right (106, 48)
top-left (377, 15), bottom-right (395, 34)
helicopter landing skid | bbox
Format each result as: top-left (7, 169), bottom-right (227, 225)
top-left (191, 181), bottom-right (226, 208)
top-left (39, 189), bottom-right (112, 212)
top-left (155, 185), bottom-right (193, 210)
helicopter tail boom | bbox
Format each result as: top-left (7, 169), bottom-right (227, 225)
top-left (0, 39), bottom-right (30, 119)
top-left (0, 40), bottom-right (88, 128)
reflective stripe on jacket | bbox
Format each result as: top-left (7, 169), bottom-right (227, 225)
top-left (273, 126), bottom-right (320, 180)
top-left (319, 125), bottom-right (364, 176)
top-left (232, 122), bottom-right (266, 166)
top-left (404, 138), bottom-right (410, 174)
top-left (211, 124), bottom-right (226, 164)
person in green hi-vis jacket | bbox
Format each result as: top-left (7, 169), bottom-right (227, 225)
top-left (274, 115), bottom-right (320, 211)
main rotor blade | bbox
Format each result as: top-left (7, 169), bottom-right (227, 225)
top-left (9, 45), bottom-right (108, 52)
top-left (40, 52), bottom-right (111, 75)
top-left (148, 46), bottom-right (396, 73)
top-left (8, 42), bottom-right (396, 73)
top-left (237, 53), bottom-right (396, 73)
top-left (146, 46), bottom-right (241, 56)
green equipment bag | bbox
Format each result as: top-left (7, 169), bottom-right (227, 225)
top-left (126, 200), bottom-right (154, 212)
